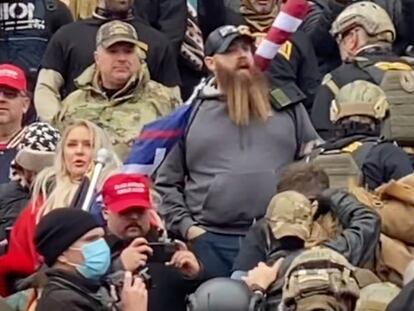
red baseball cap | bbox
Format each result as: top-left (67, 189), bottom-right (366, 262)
top-left (0, 64), bottom-right (27, 92)
top-left (102, 173), bottom-right (152, 213)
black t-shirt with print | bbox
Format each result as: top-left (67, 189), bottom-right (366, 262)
top-left (41, 16), bottom-right (181, 97)
top-left (0, 0), bottom-right (73, 89)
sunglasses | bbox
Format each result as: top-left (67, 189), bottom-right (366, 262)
top-left (0, 88), bottom-right (21, 99)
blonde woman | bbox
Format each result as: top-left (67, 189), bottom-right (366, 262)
top-left (0, 120), bottom-right (121, 296)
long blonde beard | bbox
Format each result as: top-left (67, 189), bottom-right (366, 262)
top-left (217, 67), bottom-right (271, 126)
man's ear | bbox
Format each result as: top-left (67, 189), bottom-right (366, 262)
top-left (22, 96), bottom-right (30, 114)
top-left (94, 50), bottom-right (100, 66)
top-left (311, 200), bottom-right (319, 218)
top-left (204, 56), bottom-right (216, 73)
top-left (57, 253), bottom-right (68, 265)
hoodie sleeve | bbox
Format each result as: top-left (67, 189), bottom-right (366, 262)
top-left (155, 140), bottom-right (196, 239)
top-left (322, 190), bottom-right (381, 267)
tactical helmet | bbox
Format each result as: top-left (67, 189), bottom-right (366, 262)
top-left (355, 283), bottom-right (400, 311)
top-left (330, 80), bottom-right (389, 123)
top-left (331, 2), bottom-right (396, 44)
top-left (187, 278), bottom-right (263, 311)
top-left (282, 247), bottom-right (360, 311)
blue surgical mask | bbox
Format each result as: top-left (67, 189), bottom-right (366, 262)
top-left (72, 238), bottom-right (111, 280)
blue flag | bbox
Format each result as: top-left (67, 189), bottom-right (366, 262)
top-left (123, 104), bottom-right (194, 175)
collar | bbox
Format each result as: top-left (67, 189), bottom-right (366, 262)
top-left (323, 134), bottom-right (376, 150)
top-left (45, 268), bottom-right (102, 293)
top-left (0, 127), bottom-right (26, 150)
top-left (356, 44), bottom-right (394, 57)
top-left (74, 63), bottom-right (151, 102)
top-left (93, 7), bottom-right (134, 21)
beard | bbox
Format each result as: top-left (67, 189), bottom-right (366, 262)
top-left (216, 61), bottom-right (271, 126)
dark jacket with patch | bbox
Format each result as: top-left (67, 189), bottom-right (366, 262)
top-left (36, 269), bottom-right (113, 311)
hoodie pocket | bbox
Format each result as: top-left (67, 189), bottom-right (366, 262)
top-left (201, 171), bottom-right (278, 227)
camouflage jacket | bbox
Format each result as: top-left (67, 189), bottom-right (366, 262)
top-left (55, 64), bottom-right (180, 160)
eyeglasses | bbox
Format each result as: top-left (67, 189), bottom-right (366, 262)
top-left (0, 89), bottom-right (20, 99)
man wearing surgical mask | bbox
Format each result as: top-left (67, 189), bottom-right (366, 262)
top-left (34, 208), bottom-right (148, 311)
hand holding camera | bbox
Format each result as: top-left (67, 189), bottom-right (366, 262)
top-left (120, 238), bottom-right (153, 271)
top-left (165, 242), bottom-right (201, 279)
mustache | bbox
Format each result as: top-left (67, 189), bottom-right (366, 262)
top-left (236, 58), bottom-right (252, 69)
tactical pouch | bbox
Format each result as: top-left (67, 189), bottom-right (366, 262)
top-left (270, 82), bottom-right (307, 111)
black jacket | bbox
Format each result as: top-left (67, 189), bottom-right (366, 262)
top-left (320, 135), bottom-right (413, 190)
top-left (36, 269), bottom-right (113, 311)
top-left (134, 0), bottom-right (187, 59)
top-left (311, 47), bottom-right (403, 139)
top-left (106, 231), bottom-right (199, 311)
top-left (232, 190), bottom-right (380, 272)
top-left (0, 181), bottom-right (30, 243)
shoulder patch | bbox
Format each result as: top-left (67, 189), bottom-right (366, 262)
top-left (342, 141), bottom-right (363, 153)
top-left (278, 41), bottom-right (293, 61)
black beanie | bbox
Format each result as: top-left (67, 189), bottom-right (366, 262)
top-left (35, 208), bottom-right (101, 267)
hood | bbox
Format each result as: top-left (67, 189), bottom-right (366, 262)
top-left (74, 63), bottom-right (151, 100)
top-left (197, 76), bottom-right (223, 100)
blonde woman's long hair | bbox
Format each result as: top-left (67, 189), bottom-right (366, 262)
top-left (32, 120), bottom-right (122, 221)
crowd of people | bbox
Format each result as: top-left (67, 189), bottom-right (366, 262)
top-left (1, 0), bottom-right (414, 310)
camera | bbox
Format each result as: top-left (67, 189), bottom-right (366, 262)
top-left (147, 240), bottom-right (178, 263)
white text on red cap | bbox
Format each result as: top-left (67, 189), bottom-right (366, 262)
top-left (114, 182), bottom-right (146, 195)
top-left (0, 69), bottom-right (18, 79)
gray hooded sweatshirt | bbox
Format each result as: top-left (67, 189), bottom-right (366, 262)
top-left (155, 81), bottom-right (320, 238)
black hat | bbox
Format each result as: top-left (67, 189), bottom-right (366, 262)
top-left (35, 209), bottom-right (101, 267)
top-left (204, 25), bottom-right (254, 57)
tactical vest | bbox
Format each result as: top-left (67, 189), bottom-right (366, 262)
top-left (282, 248), bottom-right (360, 311)
top-left (308, 138), bottom-right (379, 190)
top-left (0, 0), bottom-right (56, 86)
top-left (355, 59), bottom-right (414, 147)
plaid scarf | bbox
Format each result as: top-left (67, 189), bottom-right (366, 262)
top-left (180, 2), bottom-right (204, 71)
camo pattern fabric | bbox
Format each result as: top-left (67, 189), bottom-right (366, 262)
top-left (54, 63), bottom-right (180, 160)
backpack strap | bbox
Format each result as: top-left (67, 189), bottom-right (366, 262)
top-left (270, 82), bottom-right (307, 160)
top-left (348, 139), bottom-right (379, 170)
top-left (355, 60), bottom-right (385, 85)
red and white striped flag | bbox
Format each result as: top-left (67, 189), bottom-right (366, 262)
top-left (254, 0), bottom-right (309, 71)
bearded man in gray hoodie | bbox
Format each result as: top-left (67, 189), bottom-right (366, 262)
top-left (155, 25), bottom-right (321, 280)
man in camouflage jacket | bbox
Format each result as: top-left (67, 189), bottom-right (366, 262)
top-left (53, 20), bottom-right (180, 160)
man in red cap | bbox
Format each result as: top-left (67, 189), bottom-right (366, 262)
top-left (102, 173), bottom-right (202, 311)
top-left (0, 64), bottom-right (30, 183)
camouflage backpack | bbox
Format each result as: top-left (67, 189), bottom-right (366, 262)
top-left (308, 138), bottom-right (378, 190)
top-left (355, 282), bottom-right (400, 311)
top-left (355, 59), bottom-right (414, 147)
top-left (282, 247), bottom-right (360, 311)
